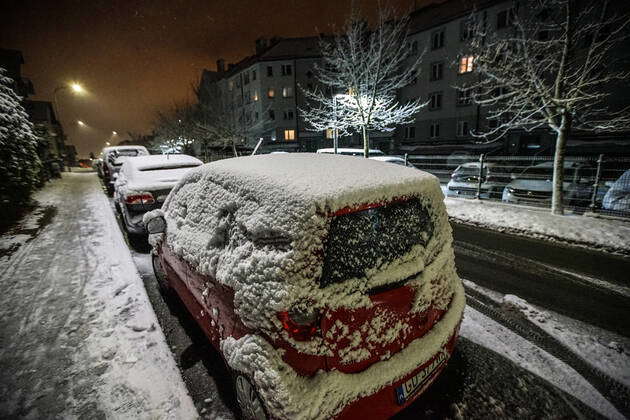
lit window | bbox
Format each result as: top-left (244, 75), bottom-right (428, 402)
top-left (325, 128), bottom-right (334, 139)
top-left (284, 129), bottom-right (296, 141)
top-left (281, 64), bottom-right (292, 76)
top-left (430, 123), bottom-right (440, 138)
top-left (429, 92), bottom-right (442, 110)
top-left (457, 121), bottom-right (469, 137)
top-left (268, 88), bottom-right (275, 98)
top-left (253, 89), bottom-right (259, 101)
top-left (458, 55), bottom-right (474, 74)
top-left (282, 86), bottom-right (293, 97)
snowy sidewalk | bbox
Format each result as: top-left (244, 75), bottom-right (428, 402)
top-left (444, 197), bottom-right (630, 255)
top-left (0, 173), bottom-right (197, 419)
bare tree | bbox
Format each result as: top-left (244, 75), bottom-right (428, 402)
top-left (302, 4), bottom-right (426, 157)
top-left (465, 0), bottom-right (630, 214)
top-left (151, 103), bottom-right (198, 155)
top-left (193, 81), bottom-right (271, 158)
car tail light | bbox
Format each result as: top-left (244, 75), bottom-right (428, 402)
top-left (125, 192), bottom-right (155, 205)
top-left (278, 304), bottom-right (319, 341)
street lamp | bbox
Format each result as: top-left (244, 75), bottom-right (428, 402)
top-left (53, 81), bottom-right (86, 125)
top-left (77, 120), bottom-right (85, 126)
top-left (112, 131), bottom-right (117, 136)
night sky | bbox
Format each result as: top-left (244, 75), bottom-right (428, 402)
top-left (1, 0), bottom-right (430, 157)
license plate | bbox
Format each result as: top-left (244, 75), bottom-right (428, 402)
top-left (395, 349), bottom-right (450, 405)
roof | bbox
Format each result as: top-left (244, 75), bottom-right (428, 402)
top-left (183, 153), bottom-right (440, 213)
top-left (408, 0), bottom-right (504, 35)
top-left (101, 145), bottom-right (149, 155)
top-left (125, 154), bottom-right (202, 171)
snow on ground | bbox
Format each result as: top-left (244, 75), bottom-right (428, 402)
top-left (460, 306), bottom-right (625, 420)
top-left (444, 197), bottom-right (630, 255)
top-left (502, 294), bottom-right (630, 388)
top-left (0, 174), bottom-right (197, 419)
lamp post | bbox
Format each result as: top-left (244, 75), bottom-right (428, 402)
top-left (332, 93), bottom-right (351, 155)
top-left (53, 82), bottom-right (85, 126)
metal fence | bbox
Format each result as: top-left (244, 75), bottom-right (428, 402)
top-left (406, 153), bottom-right (630, 218)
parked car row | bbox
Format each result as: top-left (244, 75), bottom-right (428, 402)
top-left (98, 147), bottom-right (464, 419)
top-left (445, 159), bottom-right (629, 212)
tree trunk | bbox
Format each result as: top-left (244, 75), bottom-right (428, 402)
top-left (551, 113), bottom-right (571, 215)
top-left (362, 125), bottom-right (370, 158)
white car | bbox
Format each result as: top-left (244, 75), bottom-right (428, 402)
top-left (317, 147), bottom-right (384, 157)
top-left (113, 154), bottom-right (202, 236)
top-left (100, 145), bottom-right (150, 195)
top-left (446, 162), bottom-right (508, 199)
top-left (369, 155), bottom-right (411, 167)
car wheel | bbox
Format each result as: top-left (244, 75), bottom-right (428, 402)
top-left (152, 253), bottom-right (170, 293)
top-left (234, 374), bottom-right (268, 420)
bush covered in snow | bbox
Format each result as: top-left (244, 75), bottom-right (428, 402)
top-left (0, 67), bottom-right (42, 213)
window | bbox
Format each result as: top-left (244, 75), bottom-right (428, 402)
top-left (244, 90), bottom-right (250, 103)
top-left (269, 110), bottom-right (275, 120)
top-left (228, 80), bottom-right (234, 91)
top-left (325, 128), bottom-right (334, 139)
top-left (244, 73), bottom-right (250, 85)
top-left (494, 86), bottom-right (509, 97)
top-left (429, 92), bottom-right (442, 110)
top-left (306, 70), bottom-right (314, 79)
top-left (460, 18), bottom-right (475, 41)
top-left (431, 30), bottom-right (445, 50)
top-left (255, 111), bottom-right (259, 121)
top-left (267, 88), bottom-right (275, 98)
top-left (281, 64), bottom-right (292, 76)
top-left (457, 88), bottom-right (473, 105)
top-left (282, 86), bottom-right (293, 97)
top-left (404, 126), bottom-right (416, 139)
top-left (458, 55), bottom-right (474, 74)
top-left (457, 121), bottom-right (469, 137)
top-left (497, 8), bottom-right (515, 29)
top-left (411, 40), bottom-right (418, 54)
top-left (267, 66), bottom-right (273, 77)
top-left (430, 62), bottom-right (443, 81)
top-left (307, 82), bottom-right (314, 90)
top-left (252, 70), bottom-right (257, 81)
top-left (284, 129), bottom-right (296, 141)
top-left (430, 122), bottom-right (440, 138)
top-left (253, 89), bottom-right (259, 102)
top-left (488, 119), bottom-right (498, 129)
top-left (283, 110), bottom-right (294, 120)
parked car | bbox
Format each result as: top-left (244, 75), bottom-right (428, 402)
top-left (144, 153), bottom-right (465, 420)
top-left (113, 154), bottom-right (202, 236)
top-left (317, 147), bottom-right (385, 157)
top-left (99, 145), bottom-right (150, 195)
top-left (369, 155), bottom-right (411, 166)
top-left (603, 169), bottom-right (630, 213)
top-left (446, 162), bottom-right (510, 199)
top-left (502, 160), bottom-right (597, 207)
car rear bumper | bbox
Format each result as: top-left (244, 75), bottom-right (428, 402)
top-left (222, 277), bottom-right (466, 420)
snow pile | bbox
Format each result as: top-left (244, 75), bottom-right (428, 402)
top-left (445, 198), bottom-right (630, 254)
top-left (158, 153), bottom-right (463, 418)
top-left (461, 306), bottom-right (625, 419)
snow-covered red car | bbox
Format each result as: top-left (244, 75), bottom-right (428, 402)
top-left (113, 154), bottom-right (202, 236)
top-left (144, 153), bottom-right (465, 420)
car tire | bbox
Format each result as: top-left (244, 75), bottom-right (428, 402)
top-left (152, 252), bottom-right (170, 294)
top-left (233, 373), bottom-right (268, 420)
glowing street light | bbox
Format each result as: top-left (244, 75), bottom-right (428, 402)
top-left (70, 82), bottom-right (84, 94)
top-left (77, 120), bottom-right (85, 126)
top-left (53, 81), bottom-right (87, 128)
top-left (105, 141), bottom-right (111, 146)
top-left (112, 131), bottom-right (117, 136)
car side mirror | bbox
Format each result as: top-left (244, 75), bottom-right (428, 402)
top-left (146, 216), bottom-right (166, 234)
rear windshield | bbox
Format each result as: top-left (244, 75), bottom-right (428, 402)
top-left (320, 198), bottom-right (433, 287)
top-left (138, 164), bottom-right (200, 172)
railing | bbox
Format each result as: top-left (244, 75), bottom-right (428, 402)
top-left (405, 153), bottom-right (630, 218)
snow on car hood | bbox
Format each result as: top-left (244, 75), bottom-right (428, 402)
top-left (160, 153), bottom-right (459, 355)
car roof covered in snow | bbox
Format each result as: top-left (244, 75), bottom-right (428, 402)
top-left (124, 154), bottom-right (202, 171)
top-left (317, 148), bottom-right (384, 155)
top-left (179, 153), bottom-right (439, 212)
top-left (101, 145), bottom-right (149, 155)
